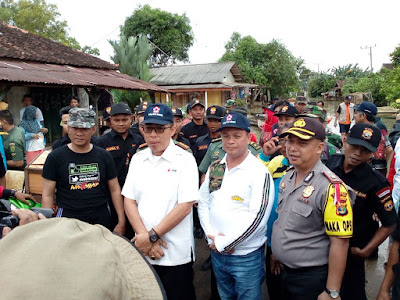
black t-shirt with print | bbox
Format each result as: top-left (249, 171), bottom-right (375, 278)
top-left (42, 145), bottom-right (117, 210)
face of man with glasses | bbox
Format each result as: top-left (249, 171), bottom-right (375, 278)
top-left (141, 123), bottom-right (176, 156)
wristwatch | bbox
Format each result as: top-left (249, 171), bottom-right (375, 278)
top-left (325, 288), bottom-right (340, 299)
top-left (10, 189), bottom-right (16, 197)
top-left (148, 228), bottom-right (159, 243)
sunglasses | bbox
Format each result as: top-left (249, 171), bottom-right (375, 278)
top-left (141, 125), bottom-right (172, 134)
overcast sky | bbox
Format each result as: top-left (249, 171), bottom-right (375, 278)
top-left (48, 0), bottom-right (399, 73)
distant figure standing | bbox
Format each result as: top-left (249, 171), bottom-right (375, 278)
top-left (19, 94), bottom-right (44, 126)
top-left (19, 105), bottom-right (48, 164)
top-left (69, 95), bottom-right (80, 108)
top-left (334, 95), bottom-right (354, 142)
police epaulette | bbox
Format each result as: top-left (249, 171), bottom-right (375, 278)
top-left (249, 141), bottom-right (261, 150)
top-left (211, 137), bottom-right (222, 143)
top-left (322, 171), bottom-right (342, 183)
top-left (175, 141), bottom-right (189, 150)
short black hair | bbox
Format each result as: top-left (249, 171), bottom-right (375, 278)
top-left (59, 106), bottom-right (72, 117)
top-left (0, 110), bottom-right (14, 125)
top-left (366, 113), bottom-right (376, 123)
top-left (71, 95), bottom-right (80, 103)
top-left (317, 100), bottom-right (324, 106)
top-left (22, 94), bottom-right (33, 101)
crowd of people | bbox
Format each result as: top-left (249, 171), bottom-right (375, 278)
top-left (0, 94), bottom-right (400, 300)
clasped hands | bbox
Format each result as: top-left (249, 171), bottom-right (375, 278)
top-left (132, 232), bottom-right (168, 260)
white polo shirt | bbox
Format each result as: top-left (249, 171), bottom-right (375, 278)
top-left (122, 139), bottom-right (198, 266)
top-left (198, 151), bottom-right (274, 255)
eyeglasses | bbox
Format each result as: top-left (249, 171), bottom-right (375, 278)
top-left (278, 138), bottom-right (287, 145)
top-left (141, 125), bottom-right (172, 134)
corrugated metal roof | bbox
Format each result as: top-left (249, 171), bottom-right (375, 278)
top-left (150, 62), bottom-right (245, 85)
top-left (162, 82), bottom-right (258, 90)
top-left (0, 22), bottom-right (117, 70)
top-left (0, 59), bottom-right (166, 92)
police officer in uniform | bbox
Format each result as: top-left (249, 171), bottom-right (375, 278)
top-left (271, 117), bottom-right (354, 300)
top-left (181, 99), bottom-right (208, 152)
top-left (130, 101), bottom-right (149, 138)
top-left (326, 123), bottom-right (397, 300)
top-left (171, 108), bottom-right (190, 147)
top-left (194, 105), bottom-right (224, 166)
top-left (96, 102), bottom-right (144, 239)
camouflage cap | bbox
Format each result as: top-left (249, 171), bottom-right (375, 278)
top-left (68, 108), bottom-right (96, 128)
top-left (303, 105), bottom-right (327, 122)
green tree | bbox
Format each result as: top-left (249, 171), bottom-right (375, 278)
top-left (353, 73), bottom-right (386, 106)
top-left (109, 34), bottom-right (153, 107)
top-left (123, 4), bottom-right (194, 66)
top-left (307, 72), bottom-right (336, 98)
top-left (390, 45), bottom-right (400, 67)
top-left (0, 0), bottom-right (99, 55)
top-left (220, 33), bottom-right (301, 100)
top-left (381, 66), bottom-right (400, 106)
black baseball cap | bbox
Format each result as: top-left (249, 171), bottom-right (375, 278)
top-left (172, 108), bottom-right (183, 118)
top-left (274, 105), bottom-right (298, 117)
top-left (217, 112), bottom-right (251, 132)
top-left (110, 102), bottom-right (132, 115)
top-left (346, 123), bottom-right (381, 152)
top-left (142, 103), bottom-right (174, 125)
top-left (188, 99), bottom-right (205, 110)
top-left (280, 117), bottom-right (325, 141)
top-left (136, 101), bottom-right (150, 115)
top-left (345, 95), bottom-right (353, 101)
top-left (206, 106), bottom-right (225, 119)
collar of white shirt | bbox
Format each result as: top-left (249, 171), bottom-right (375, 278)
top-left (220, 149), bottom-right (252, 171)
top-left (143, 139), bottom-right (177, 163)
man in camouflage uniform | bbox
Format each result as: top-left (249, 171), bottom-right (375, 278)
top-left (302, 105), bottom-right (342, 163)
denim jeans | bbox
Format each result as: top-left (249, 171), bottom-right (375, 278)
top-left (211, 246), bottom-right (265, 300)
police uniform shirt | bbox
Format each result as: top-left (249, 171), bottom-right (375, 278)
top-left (96, 129), bottom-right (144, 187)
top-left (176, 132), bottom-right (190, 147)
top-left (121, 139), bottom-right (198, 266)
top-left (326, 154), bottom-right (397, 248)
top-left (130, 123), bottom-right (142, 138)
top-left (194, 133), bottom-right (212, 166)
top-left (272, 160), bottom-right (353, 269)
top-left (181, 120), bottom-right (209, 151)
top-left (198, 138), bottom-right (261, 174)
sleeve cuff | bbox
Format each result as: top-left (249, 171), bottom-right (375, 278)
top-left (259, 152), bottom-right (270, 162)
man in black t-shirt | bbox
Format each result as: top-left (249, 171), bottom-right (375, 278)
top-left (42, 108), bottom-right (125, 234)
top-left (181, 99), bottom-right (208, 152)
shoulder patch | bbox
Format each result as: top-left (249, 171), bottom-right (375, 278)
top-left (176, 141), bottom-right (189, 150)
top-left (322, 171), bottom-right (342, 184)
top-left (173, 140), bottom-right (192, 153)
top-left (249, 141), bottom-right (261, 150)
top-left (211, 137), bottom-right (222, 143)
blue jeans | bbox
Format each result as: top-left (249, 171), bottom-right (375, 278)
top-left (211, 246), bottom-right (265, 300)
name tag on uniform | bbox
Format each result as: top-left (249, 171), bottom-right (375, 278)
top-left (106, 145), bottom-right (120, 151)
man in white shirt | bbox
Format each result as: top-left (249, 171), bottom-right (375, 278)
top-left (198, 112), bottom-right (274, 299)
top-left (122, 103), bottom-right (198, 300)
